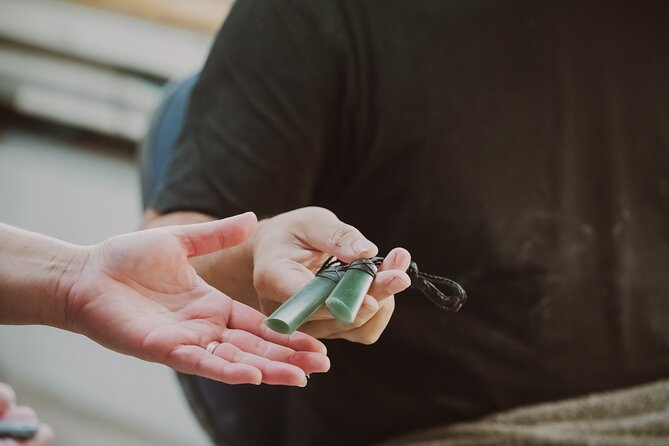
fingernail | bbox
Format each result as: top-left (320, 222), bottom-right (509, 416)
top-left (353, 239), bottom-right (377, 256)
top-left (299, 377), bottom-right (308, 387)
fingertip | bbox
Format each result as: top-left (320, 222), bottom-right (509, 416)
top-left (352, 239), bottom-right (379, 258)
top-left (171, 211), bottom-right (259, 258)
top-left (315, 339), bottom-right (328, 355)
top-left (398, 248), bottom-right (412, 268)
top-left (226, 364), bottom-right (263, 385)
top-left (234, 211), bottom-right (258, 227)
top-left (0, 382), bottom-right (15, 415)
top-left (13, 405), bottom-right (37, 419)
top-left (398, 269), bottom-right (412, 285)
top-left (221, 212), bottom-right (258, 240)
top-left (390, 272), bottom-right (412, 294)
top-left (290, 332), bottom-right (328, 354)
top-left (386, 247), bottom-right (412, 270)
top-left (262, 363), bottom-right (307, 386)
top-left (289, 351), bottom-right (331, 374)
top-left (369, 270), bottom-right (411, 298)
top-left (244, 211), bottom-right (258, 221)
top-left (321, 355), bottom-right (331, 373)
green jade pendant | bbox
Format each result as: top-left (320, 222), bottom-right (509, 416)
top-left (265, 256), bottom-right (466, 335)
top-left (325, 259), bottom-right (377, 324)
top-left (266, 265), bottom-right (345, 334)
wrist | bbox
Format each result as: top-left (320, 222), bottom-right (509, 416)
top-left (0, 224), bottom-right (90, 327)
top-left (39, 241), bottom-right (91, 330)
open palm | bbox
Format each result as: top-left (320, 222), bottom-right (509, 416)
top-left (66, 213), bottom-right (329, 386)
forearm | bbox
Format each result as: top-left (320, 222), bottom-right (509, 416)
top-left (0, 224), bottom-right (85, 327)
top-left (141, 210), bottom-right (260, 309)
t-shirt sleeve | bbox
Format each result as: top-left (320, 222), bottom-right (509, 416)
top-left (151, 0), bottom-right (342, 218)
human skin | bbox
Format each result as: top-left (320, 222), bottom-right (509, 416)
top-left (0, 382), bottom-right (53, 446)
top-left (0, 213), bottom-right (330, 386)
top-left (142, 207), bottom-right (412, 344)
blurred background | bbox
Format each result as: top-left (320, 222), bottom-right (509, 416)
top-left (0, 0), bottom-right (233, 444)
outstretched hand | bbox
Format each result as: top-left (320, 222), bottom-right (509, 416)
top-left (65, 213), bottom-right (329, 386)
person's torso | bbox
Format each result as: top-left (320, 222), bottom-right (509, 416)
top-left (294, 1), bottom-right (669, 444)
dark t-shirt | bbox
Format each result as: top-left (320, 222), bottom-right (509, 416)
top-left (153, 1), bottom-right (669, 444)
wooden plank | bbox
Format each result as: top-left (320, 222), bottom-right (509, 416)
top-left (66, 0), bottom-right (233, 34)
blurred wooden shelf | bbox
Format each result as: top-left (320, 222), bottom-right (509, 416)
top-left (66, 0), bottom-right (233, 34)
top-left (0, 44), bottom-right (164, 141)
top-left (0, 0), bottom-right (217, 79)
top-left (0, 0), bottom-right (231, 140)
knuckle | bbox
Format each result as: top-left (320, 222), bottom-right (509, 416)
top-left (220, 328), bottom-right (232, 343)
top-left (164, 346), bottom-right (184, 368)
top-left (232, 349), bottom-right (247, 364)
top-left (217, 343), bottom-right (236, 360)
top-left (254, 339), bottom-right (272, 357)
top-left (329, 224), bottom-right (357, 248)
top-left (193, 353), bottom-right (208, 376)
top-left (302, 206), bottom-right (333, 218)
top-left (293, 206), bottom-right (334, 228)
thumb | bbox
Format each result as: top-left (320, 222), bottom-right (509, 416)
top-left (166, 212), bottom-right (258, 258)
top-left (296, 209), bottom-right (378, 262)
top-left (0, 382), bottom-right (16, 416)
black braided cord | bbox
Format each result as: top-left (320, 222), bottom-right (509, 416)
top-left (405, 261), bottom-right (467, 311)
top-left (318, 256), bottom-right (467, 312)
